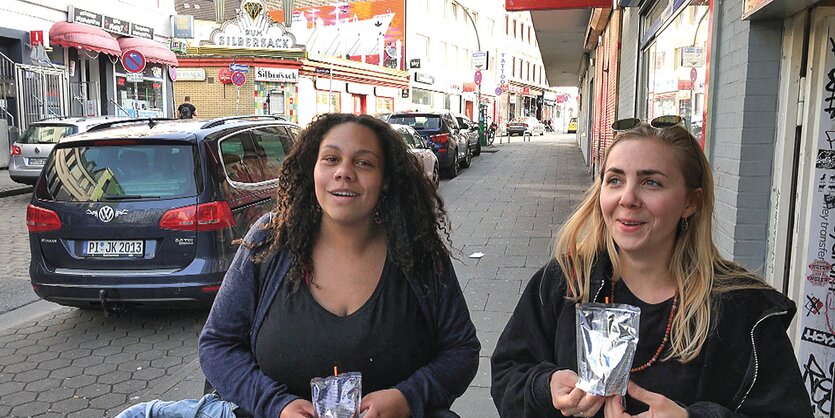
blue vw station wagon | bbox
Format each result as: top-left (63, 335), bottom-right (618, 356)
top-left (26, 116), bottom-right (299, 311)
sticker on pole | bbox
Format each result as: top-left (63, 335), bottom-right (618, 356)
top-left (121, 49), bottom-right (146, 74)
top-left (231, 71), bottom-right (247, 87)
top-left (474, 70), bottom-right (482, 86)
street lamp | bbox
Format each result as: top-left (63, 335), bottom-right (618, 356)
top-left (451, 0), bottom-right (487, 146)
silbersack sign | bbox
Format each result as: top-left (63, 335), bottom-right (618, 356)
top-left (255, 67), bottom-right (299, 83)
top-left (209, 0), bottom-right (299, 50)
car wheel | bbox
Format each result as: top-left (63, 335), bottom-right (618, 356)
top-left (432, 163), bottom-right (440, 188)
top-left (473, 141), bottom-right (481, 156)
top-left (444, 149), bottom-right (459, 178)
top-left (460, 146), bottom-right (471, 168)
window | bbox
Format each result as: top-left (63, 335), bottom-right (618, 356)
top-left (39, 144), bottom-right (197, 201)
top-left (115, 62), bottom-right (165, 118)
top-left (505, 16), bottom-right (508, 35)
top-left (527, 61), bottom-right (530, 81)
top-left (451, 45), bottom-right (459, 69)
top-left (251, 126), bottom-right (293, 181)
top-left (18, 124), bottom-right (77, 144)
top-left (376, 97), bottom-right (394, 113)
top-left (440, 41), bottom-right (448, 66)
top-left (220, 131), bottom-right (260, 184)
top-left (528, 26), bottom-right (531, 43)
top-left (316, 91), bottom-right (341, 113)
top-left (512, 57), bottom-right (516, 77)
top-left (513, 19), bottom-right (517, 38)
top-left (413, 34), bottom-right (429, 60)
top-left (451, 3), bottom-right (458, 24)
top-left (487, 18), bottom-right (495, 36)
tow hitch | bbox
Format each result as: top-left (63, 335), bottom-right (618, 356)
top-left (98, 289), bottom-right (128, 317)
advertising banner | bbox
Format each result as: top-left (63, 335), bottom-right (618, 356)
top-left (269, 0), bottom-right (406, 70)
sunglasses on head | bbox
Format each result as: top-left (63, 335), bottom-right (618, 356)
top-left (611, 115), bottom-right (684, 131)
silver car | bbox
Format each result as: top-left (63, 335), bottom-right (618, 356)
top-left (391, 124), bottom-right (440, 187)
top-left (10, 116), bottom-right (128, 185)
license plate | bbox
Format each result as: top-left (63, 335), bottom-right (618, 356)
top-left (82, 240), bottom-right (144, 257)
top-left (28, 157), bottom-right (46, 166)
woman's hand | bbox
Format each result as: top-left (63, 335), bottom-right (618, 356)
top-left (604, 381), bottom-right (687, 418)
top-left (280, 399), bottom-right (315, 418)
top-left (550, 369), bottom-right (605, 417)
top-left (360, 388), bottom-right (411, 418)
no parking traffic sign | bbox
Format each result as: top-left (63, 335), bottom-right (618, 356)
top-left (121, 49), bottom-right (146, 74)
top-left (231, 71), bottom-right (246, 87)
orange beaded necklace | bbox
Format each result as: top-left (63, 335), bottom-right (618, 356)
top-left (610, 281), bottom-right (679, 373)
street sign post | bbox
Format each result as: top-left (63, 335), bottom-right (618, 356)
top-left (229, 63), bottom-right (249, 73)
top-left (121, 49), bottom-right (146, 74)
top-left (231, 71), bottom-right (247, 87)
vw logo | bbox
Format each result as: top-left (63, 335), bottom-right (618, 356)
top-left (34, 147), bottom-right (40, 154)
top-left (86, 206), bottom-right (128, 223)
top-left (98, 206), bottom-right (115, 222)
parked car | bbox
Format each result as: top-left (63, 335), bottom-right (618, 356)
top-left (26, 115), bottom-right (300, 310)
top-left (387, 111), bottom-right (470, 178)
top-left (391, 124), bottom-right (439, 187)
top-left (10, 116), bottom-right (129, 185)
top-left (454, 114), bottom-right (481, 156)
top-left (567, 117), bottom-right (578, 133)
top-left (507, 116), bottom-right (546, 136)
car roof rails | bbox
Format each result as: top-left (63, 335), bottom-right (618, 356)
top-left (85, 118), bottom-right (175, 132)
top-left (200, 115), bottom-right (289, 129)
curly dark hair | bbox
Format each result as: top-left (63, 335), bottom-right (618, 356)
top-left (253, 113), bottom-right (452, 292)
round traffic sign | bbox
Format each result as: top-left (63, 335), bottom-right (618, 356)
top-left (168, 66), bottom-right (177, 82)
top-left (474, 70), bottom-right (482, 86)
top-left (690, 67), bottom-right (698, 84)
top-left (231, 71), bottom-right (247, 87)
top-left (121, 49), bottom-right (146, 74)
top-left (495, 87), bottom-right (502, 96)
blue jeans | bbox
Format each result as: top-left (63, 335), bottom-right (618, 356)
top-left (115, 393), bottom-right (238, 418)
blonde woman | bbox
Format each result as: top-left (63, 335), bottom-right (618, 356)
top-left (490, 120), bottom-right (813, 418)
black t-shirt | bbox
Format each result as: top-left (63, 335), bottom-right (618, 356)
top-left (610, 279), bottom-right (704, 414)
top-left (177, 103), bottom-right (195, 119)
top-left (255, 257), bottom-right (435, 400)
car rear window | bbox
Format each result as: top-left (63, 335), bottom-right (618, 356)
top-left (36, 144), bottom-right (198, 202)
top-left (388, 115), bottom-right (442, 130)
top-left (18, 125), bottom-right (78, 144)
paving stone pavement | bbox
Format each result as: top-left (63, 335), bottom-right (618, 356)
top-left (0, 134), bottom-right (592, 417)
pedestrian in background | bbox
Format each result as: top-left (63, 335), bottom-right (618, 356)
top-left (177, 96), bottom-right (196, 119)
top-left (199, 113), bottom-right (480, 418)
top-left (490, 119), bottom-right (812, 418)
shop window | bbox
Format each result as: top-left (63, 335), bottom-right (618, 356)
top-left (412, 88), bottom-right (434, 107)
top-left (640, 2), bottom-right (710, 143)
top-left (115, 62), bottom-right (166, 118)
top-left (316, 90), bottom-right (341, 113)
top-left (376, 97), bottom-right (394, 114)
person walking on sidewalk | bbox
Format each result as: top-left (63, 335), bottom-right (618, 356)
top-left (490, 119), bottom-right (813, 418)
top-left (177, 96), bottom-right (196, 119)
top-left (199, 113), bottom-right (480, 418)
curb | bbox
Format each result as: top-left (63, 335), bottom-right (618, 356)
top-left (0, 185), bottom-right (32, 198)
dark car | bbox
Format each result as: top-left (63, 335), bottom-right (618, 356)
top-left (454, 114), bottom-right (481, 157)
top-left (388, 111), bottom-right (470, 178)
top-left (26, 116), bottom-right (299, 310)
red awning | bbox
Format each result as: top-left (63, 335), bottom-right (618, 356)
top-left (117, 37), bottom-right (179, 67)
top-left (49, 21), bottom-right (121, 56)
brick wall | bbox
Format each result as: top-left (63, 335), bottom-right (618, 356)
top-left (618, 8), bottom-right (640, 118)
top-left (708, 0), bottom-right (782, 273)
top-left (173, 66), bottom-right (255, 118)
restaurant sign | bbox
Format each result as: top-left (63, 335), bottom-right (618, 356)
top-left (254, 67), bottom-right (299, 83)
top-left (209, 0), bottom-right (299, 50)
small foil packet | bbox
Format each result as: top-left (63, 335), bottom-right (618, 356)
top-left (575, 303), bottom-right (640, 396)
top-left (310, 372), bottom-right (362, 418)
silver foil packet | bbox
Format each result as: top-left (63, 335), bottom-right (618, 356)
top-left (310, 372), bottom-right (362, 418)
top-left (575, 303), bottom-right (640, 396)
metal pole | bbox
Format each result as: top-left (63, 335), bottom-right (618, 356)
top-left (454, 1), bottom-right (486, 146)
top-left (328, 62), bottom-right (333, 113)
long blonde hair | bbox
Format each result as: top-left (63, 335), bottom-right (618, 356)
top-left (555, 124), bottom-right (765, 362)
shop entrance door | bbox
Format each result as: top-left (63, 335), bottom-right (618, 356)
top-left (352, 94), bottom-right (366, 114)
top-left (269, 90), bottom-right (285, 115)
top-left (782, 8), bottom-right (835, 418)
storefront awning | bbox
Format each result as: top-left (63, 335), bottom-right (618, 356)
top-left (49, 21), bottom-right (121, 56)
top-left (117, 37), bottom-right (179, 67)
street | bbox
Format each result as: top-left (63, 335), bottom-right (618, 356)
top-left (0, 133), bottom-right (590, 417)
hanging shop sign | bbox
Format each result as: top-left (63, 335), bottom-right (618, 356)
top-left (414, 72), bottom-right (435, 85)
top-left (171, 15), bottom-right (195, 39)
top-left (255, 67), bottom-right (299, 83)
top-left (68, 6), bottom-right (154, 39)
top-left (219, 68), bottom-right (233, 84)
top-left (410, 59), bottom-right (421, 69)
top-left (209, 0), bottom-right (299, 50)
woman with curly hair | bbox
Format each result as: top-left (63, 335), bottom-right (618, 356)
top-left (491, 120), bottom-right (812, 417)
top-left (199, 113), bottom-right (480, 418)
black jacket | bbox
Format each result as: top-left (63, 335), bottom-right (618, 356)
top-left (490, 256), bottom-right (814, 418)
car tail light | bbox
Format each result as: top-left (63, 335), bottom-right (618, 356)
top-left (201, 285), bottom-right (221, 293)
top-left (10, 145), bottom-right (21, 156)
top-left (522, 123), bottom-right (529, 128)
top-left (160, 201), bottom-right (235, 231)
top-left (26, 204), bottom-right (62, 232)
top-left (430, 133), bottom-right (449, 144)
